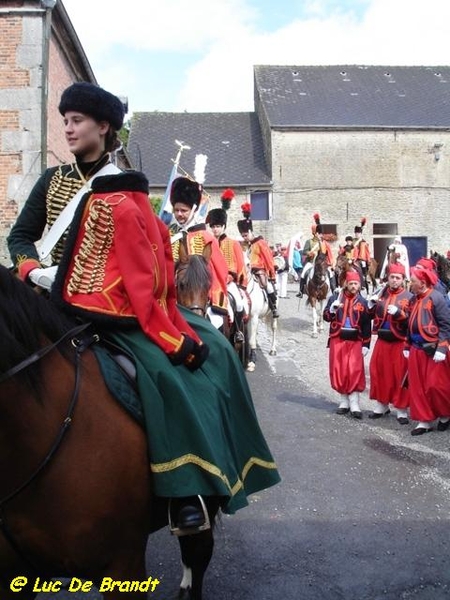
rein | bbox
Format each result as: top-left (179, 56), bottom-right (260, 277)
top-left (0, 321), bottom-right (96, 571)
top-left (0, 322), bottom-right (90, 384)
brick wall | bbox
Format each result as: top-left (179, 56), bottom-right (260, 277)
top-left (0, 3), bottom-right (87, 264)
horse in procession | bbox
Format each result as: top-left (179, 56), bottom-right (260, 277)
top-left (175, 241), bottom-right (249, 367)
top-left (0, 264), bottom-right (219, 600)
top-left (245, 268), bottom-right (277, 372)
top-left (304, 253), bottom-right (330, 338)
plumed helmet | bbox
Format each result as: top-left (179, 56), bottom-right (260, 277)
top-left (237, 202), bottom-right (252, 233)
top-left (170, 176), bottom-right (202, 208)
top-left (58, 82), bottom-right (125, 131)
top-left (206, 208), bottom-right (227, 227)
top-left (354, 217), bottom-right (367, 234)
top-left (220, 188), bottom-right (235, 211)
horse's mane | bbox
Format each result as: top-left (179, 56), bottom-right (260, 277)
top-left (176, 255), bottom-right (212, 295)
top-left (0, 265), bottom-right (76, 385)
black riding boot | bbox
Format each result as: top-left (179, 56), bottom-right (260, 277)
top-left (329, 273), bottom-right (337, 293)
top-left (234, 310), bottom-right (245, 343)
top-left (296, 278), bottom-right (306, 298)
top-left (170, 496), bottom-right (209, 536)
top-left (268, 292), bottom-right (279, 318)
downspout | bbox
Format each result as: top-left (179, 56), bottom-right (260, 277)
top-left (40, 0), bottom-right (56, 172)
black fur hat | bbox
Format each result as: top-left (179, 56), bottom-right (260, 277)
top-left (170, 177), bottom-right (202, 208)
top-left (206, 208), bottom-right (227, 227)
top-left (58, 82), bottom-right (125, 131)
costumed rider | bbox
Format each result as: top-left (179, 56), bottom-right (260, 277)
top-left (7, 82), bottom-right (125, 288)
top-left (206, 188), bottom-right (248, 341)
top-left (339, 235), bottom-right (355, 259)
top-left (379, 235), bottom-right (410, 281)
top-left (297, 213), bottom-right (335, 298)
top-left (237, 202), bottom-right (279, 318)
top-left (352, 217), bottom-right (371, 276)
top-left (9, 81), bottom-right (281, 536)
top-left (169, 176), bottom-right (229, 329)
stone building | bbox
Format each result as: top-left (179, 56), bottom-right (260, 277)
top-left (128, 65), bottom-right (450, 265)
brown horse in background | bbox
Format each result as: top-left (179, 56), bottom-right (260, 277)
top-left (0, 265), bottom-right (217, 600)
top-left (305, 253), bottom-right (330, 337)
top-left (175, 241), bottom-right (248, 365)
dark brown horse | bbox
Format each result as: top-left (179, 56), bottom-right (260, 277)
top-left (175, 242), bottom-right (246, 357)
top-left (175, 241), bottom-right (213, 319)
top-left (0, 265), bottom-right (217, 600)
top-left (431, 251), bottom-right (450, 291)
top-left (335, 254), bottom-right (365, 289)
top-left (305, 253), bottom-right (330, 337)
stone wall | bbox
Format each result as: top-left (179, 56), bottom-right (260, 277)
top-left (265, 129), bottom-right (450, 257)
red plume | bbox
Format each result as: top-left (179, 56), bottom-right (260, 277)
top-left (221, 188), bottom-right (235, 210)
top-left (241, 202), bottom-right (252, 218)
top-left (313, 213), bottom-right (321, 225)
top-left (361, 217), bottom-right (367, 227)
top-left (221, 188), bottom-right (235, 201)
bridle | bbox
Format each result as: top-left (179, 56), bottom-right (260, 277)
top-left (0, 321), bottom-right (96, 570)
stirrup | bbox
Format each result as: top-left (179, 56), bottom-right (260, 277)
top-left (168, 495), bottom-right (211, 537)
top-left (234, 330), bottom-right (245, 343)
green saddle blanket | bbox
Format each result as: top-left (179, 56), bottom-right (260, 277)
top-left (92, 345), bottom-right (144, 427)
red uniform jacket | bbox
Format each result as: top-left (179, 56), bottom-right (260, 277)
top-left (172, 225), bottom-right (229, 314)
top-left (52, 171), bottom-right (203, 358)
top-left (352, 239), bottom-right (371, 263)
top-left (218, 234), bottom-right (248, 287)
top-left (249, 236), bottom-right (276, 279)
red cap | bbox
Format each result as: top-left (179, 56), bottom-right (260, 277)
top-left (410, 266), bottom-right (438, 287)
top-left (387, 263), bottom-right (405, 276)
top-left (345, 271), bottom-right (360, 283)
top-left (416, 257), bottom-right (436, 271)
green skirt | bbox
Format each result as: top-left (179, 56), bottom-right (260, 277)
top-left (107, 307), bottom-right (280, 514)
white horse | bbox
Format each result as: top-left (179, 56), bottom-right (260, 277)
top-left (245, 272), bottom-right (277, 372)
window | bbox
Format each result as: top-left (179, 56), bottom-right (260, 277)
top-left (250, 190), bottom-right (271, 220)
top-left (373, 223), bottom-right (398, 235)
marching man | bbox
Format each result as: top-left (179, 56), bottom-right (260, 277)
top-left (323, 271), bottom-right (372, 418)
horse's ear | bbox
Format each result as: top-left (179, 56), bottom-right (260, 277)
top-left (203, 242), bottom-right (212, 263)
top-left (178, 240), bottom-right (189, 264)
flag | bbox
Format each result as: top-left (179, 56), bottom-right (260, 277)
top-left (159, 161), bottom-right (179, 225)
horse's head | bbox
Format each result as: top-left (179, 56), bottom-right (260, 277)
top-left (430, 251), bottom-right (450, 288)
top-left (175, 242), bottom-right (212, 316)
top-left (0, 265), bottom-right (75, 391)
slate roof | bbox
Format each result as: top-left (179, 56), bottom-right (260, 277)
top-left (127, 112), bottom-right (271, 189)
top-left (254, 65), bottom-right (450, 129)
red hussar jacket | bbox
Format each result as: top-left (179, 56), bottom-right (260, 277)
top-left (52, 171), bottom-right (203, 359)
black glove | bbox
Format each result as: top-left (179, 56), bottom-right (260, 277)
top-left (170, 334), bottom-right (209, 371)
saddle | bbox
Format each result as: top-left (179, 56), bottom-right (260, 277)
top-left (92, 342), bottom-right (144, 426)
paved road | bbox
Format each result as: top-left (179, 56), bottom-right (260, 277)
top-left (38, 282), bottom-right (450, 598)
